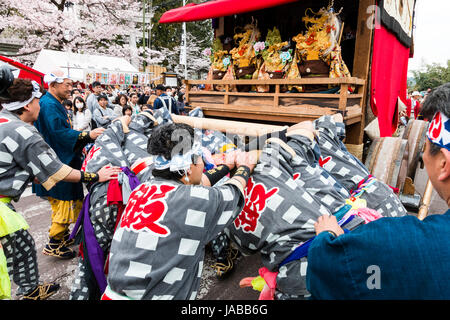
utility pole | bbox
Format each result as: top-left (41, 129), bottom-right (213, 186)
top-left (182, 0), bottom-right (188, 80)
top-left (142, 0), bottom-right (147, 71)
top-left (148, 0), bottom-right (153, 61)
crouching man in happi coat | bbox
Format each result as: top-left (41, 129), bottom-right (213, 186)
top-left (102, 123), bottom-right (257, 300)
top-left (69, 110), bottom-right (168, 300)
top-left (0, 77), bottom-right (118, 300)
top-left (313, 114), bottom-right (407, 218)
top-left (190, 109), bottom-right (245, 278)
top-left (227, 115), bottom-right (406, 300)
top-left (225, 123), bottom-right (368, 300)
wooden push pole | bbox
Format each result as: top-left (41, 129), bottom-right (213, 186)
top-left (171, 114), bottom-right (285, 137)
top-left (417, 179), bottom-right (434, 221)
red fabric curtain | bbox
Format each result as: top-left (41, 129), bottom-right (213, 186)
top-left (159, 0), bottom-right (298, 23)
top-left (370, 22), bottom-right (410, 137)
top-left (0, 55), bottom-right (45, 87)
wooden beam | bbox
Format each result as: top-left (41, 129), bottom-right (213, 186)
top-left (224, 84), bottom-right (230, 105)
top-left (171, 114), bottom-right (284, 136)
top-left (188, 90), bottom-right (364, 99)
top-left (186, 77), bottom-right (366, 86)
top-left (353, 0), bottom-right (375, 79)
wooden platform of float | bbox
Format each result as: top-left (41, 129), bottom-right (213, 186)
top-left (184, 77), bottom-right (366, 145)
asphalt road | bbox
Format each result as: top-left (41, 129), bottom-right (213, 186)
top-left (9, 186), bottom-right (261, 300)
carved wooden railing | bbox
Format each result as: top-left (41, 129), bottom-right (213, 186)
top-left (183, 77), bottom-right (366, 125)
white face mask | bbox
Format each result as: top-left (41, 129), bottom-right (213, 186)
top-left (75, 102), bottom-right (84, 109)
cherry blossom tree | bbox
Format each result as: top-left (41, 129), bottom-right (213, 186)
top-left (161, 32), bottom-right (211, 79)
top-left (0, 0), bottom-right (158, 66)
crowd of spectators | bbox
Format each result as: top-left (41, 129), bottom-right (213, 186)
top-left (62, 82), bottom-right (188, 130)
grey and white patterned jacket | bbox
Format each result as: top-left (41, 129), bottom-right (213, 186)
top-left (106, 177), bottom-right (245, 300)
top-left (313, 116), bottom-right (407, 218)
top-left (0, 109), bottom-right (71, 201)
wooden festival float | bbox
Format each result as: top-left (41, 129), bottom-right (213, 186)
top-left (160, 0), bottom-right (434, 217)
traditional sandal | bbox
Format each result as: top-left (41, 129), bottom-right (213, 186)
top-left (62, 232), bottom-right (75, 247)
top-left (42, 238), bottom-right (76, 259)
top-left (22, 283), bottom-right (60, 300)
top-left (228, 247), bottom-right (240, 261)
top-left (212, 247), bottom-right (240, 279)
top-left (213, 258), bottom-right (234, 278)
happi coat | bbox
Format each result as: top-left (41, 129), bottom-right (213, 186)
top-left (0, 109), bottom-right (72, 203)
top-left (70, 111), bottom-right (166, 300)
top-left (102, 109), bottom-right (249, 300)
top-left (225, 115), bottom-right (407, 299)
top-left (33, 91), bottom-right (83, 201)
top-left (80, 110), bottom-right (166, 252)
top-left (105, 176), bottom-right (245, 300)
top-left (225, 130), bottom-right (365, 299)
top-left (313, 116), bottom-right (407, 218)
top-left (0, 109), bottom-right (73, 296)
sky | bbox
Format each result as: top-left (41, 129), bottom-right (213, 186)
top-left (408, 0), bottom-right (450, 75)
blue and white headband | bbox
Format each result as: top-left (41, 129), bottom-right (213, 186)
top-left (2, 80), bottom-right (42, 111)
top-left (154, 140), bottom-right (203, 173)
top-left (427, 111), bottom-right (450, 151)
top-left (43, 72), bottom-right (68, 85)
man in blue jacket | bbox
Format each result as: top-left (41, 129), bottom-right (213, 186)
top-left (307, 83), bottom-right (450, 299)
top-left (33, 70), bottom-right (104, 259)
top-left (152, 84), bottom-right (179, 115)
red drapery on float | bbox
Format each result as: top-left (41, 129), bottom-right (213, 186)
top-left (370, 22), bottom-right (410, 137)
top-left (370, 0), bottom-right (415, 137)
top-left (159, 0), bottom-right (299, 23)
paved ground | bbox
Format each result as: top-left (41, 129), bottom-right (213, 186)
top-left (9, 186), bottom-right (260, 300)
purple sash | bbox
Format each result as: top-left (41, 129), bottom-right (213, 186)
top-left (70, 167), bottom-right (141, 294)
top-left (70, 193), bottom-right (107, 293)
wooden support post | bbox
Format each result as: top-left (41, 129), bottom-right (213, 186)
top-left (185, 80), bottom-right (191, 105)
top-left (274, 84), bottom-right (280, 108)
top-left (338, 83), bottom-right (348, 113)
top-left (350, 0), bottom-right (375, 145)
top-left (418, 180), bottom-right (433, 220)
top-left (225, 84), bottom-right (230, 106)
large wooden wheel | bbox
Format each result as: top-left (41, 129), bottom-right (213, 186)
top-left (402, 120), bottom-right (428, 178)
top-left (365, 137), bottom-right (409, 191)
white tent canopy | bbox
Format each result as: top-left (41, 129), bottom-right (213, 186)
top-left (33, 49), bottom-right (138, 82)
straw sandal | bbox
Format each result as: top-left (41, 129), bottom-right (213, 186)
top-left (22, 283), bottom-right (60, 300)
top-left (213, 247), bottom-right (240, 279)
top-left (42, 238), bottom-right (76, 259)
top-left (62, 231), bottom-right (75, 247)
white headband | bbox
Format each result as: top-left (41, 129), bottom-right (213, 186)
top-left (2, 80), bottom-right (42, 111)
top-left (43, 73), bottom-right (67, 85)
top-left (154, 140), bottom-right (203, 173)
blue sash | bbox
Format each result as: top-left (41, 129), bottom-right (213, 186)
top-left (278, 214), bottom-right (355, 268)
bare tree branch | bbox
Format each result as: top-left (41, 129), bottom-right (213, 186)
top-left (49, 0), bottom-right (67, 11)
top-left (3, 48), bottom-right (43, 57)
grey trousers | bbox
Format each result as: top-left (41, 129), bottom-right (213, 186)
top-left (1, 228), bottom-right (40, 296)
